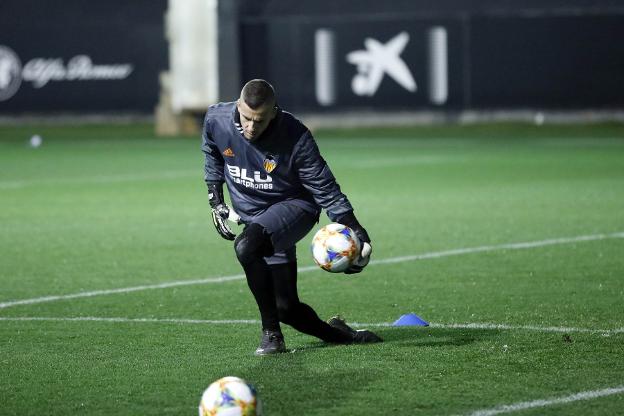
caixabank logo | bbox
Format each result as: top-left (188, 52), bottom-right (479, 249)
top-left (314, 27), bottom-right (449, 107)
top-left (0, 45), bottom-right (134, 102)
top-left (0, 46), bottom-right (22, 102)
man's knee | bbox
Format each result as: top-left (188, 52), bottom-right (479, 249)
top-left (234, 223), bottom-right (273, 264)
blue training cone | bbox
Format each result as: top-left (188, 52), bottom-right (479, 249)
top-left (393, 313), bottom-right (429, 327)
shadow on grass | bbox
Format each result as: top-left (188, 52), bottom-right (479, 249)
top-left (231, 352), bottom-right (379, 415)
top-left (265, 325), bottom-right (501, 352)
top-left (374, 326), bottom-right (500, 347)
top-left (215, 327), bottom-right (500, 414)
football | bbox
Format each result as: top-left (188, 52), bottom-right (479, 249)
top-left (311, 223), bottom-right (361, 273)
top-left (199, 376), bottom-right (262, 416)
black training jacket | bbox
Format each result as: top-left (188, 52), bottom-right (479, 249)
top-left (201, 101), bottom-right (353, 223)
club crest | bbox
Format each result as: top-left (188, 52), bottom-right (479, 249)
top-left (263, 154), bottom-right (277, 173)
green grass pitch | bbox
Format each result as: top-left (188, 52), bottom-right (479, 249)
top-left (1, 122), bottom-right (623, 415)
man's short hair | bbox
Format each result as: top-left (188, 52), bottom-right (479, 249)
top-left (241, 79), bottom-right (276, 109)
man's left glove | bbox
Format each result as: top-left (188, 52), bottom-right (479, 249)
top-left (346, 240), bottom-right (372, 274)
top-left (335, 211), bottom-right (372, 274)
top-left (208, 183), bottom-right (236, 241)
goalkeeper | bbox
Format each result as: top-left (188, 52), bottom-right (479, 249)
top-left (202, 79), bottom-right (382, 355)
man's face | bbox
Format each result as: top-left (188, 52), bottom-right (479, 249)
top-left (236, 99), bottom-right (276, 141)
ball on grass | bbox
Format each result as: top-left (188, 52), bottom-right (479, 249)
top-left (29, 135), bottom-right (43, 148)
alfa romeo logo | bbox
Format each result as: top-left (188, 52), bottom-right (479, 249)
top-left (0, 46), bottom-right (22, 102)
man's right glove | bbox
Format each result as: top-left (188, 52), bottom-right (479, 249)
top-left (335, 211), bottom-right (372, 274)
top-left (208, 183), bottom-right (237, 241)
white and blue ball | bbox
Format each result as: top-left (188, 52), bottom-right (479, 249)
top-left (199, 376), bottom-right (261, 416)
top-left (311, 223), bottom-right (361, 273)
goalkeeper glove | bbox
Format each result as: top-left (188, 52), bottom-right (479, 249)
top-left (208, 183), bottom-right (237, 241)
top-left (335, 211), bottom-right (372, 274)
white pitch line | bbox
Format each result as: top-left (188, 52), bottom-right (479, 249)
top-left (429, 322), bottom-right (624, 334)
top-left (0, 274), bottom-right (246, 309)
top-left (358, 322), bottom-right (624, 335)
top-left (0, 316), bottom-right (259, 325)
top-left (372, 231), bottom-right (624, 265)
top-left (0, 316), bottom-right (622, 335)
top-left (1, 231), bottom-right (623, 310)
top-left (461, 385), bottom-right (624, 416)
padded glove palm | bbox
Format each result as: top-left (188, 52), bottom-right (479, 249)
top-left (335, 211), bottom-right (372, 274)
top-left (345, 241), bottom-right (372, 274)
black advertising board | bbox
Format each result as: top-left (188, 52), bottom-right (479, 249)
top-left (0, 1), bottom-right (167, 113)
top-left (242, 17), bottom-right (464, 112)
top-left (3, 1), bottom-right (623, 114)
top-left (469, 14), bottom-right (624, 108)
top-left (239, 11), bottom-right (624, 112)
top-left (305, 19), bottom-right (464, 111)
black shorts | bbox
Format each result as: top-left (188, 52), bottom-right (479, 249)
top-left (251, 201), bottom-right (319, 265)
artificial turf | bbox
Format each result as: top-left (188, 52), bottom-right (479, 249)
top-left (1, 122), bottom-right (623, 415)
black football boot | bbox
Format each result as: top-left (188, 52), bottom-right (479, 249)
top-left (255, 330), bottom-right (287, 356)
top-left (327, 316), bottom-right (383, 343)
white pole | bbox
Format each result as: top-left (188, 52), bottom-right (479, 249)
top-left (428, 26), bottom-right (448, 105)
top-left (315, 29), bottom-right (336, 106)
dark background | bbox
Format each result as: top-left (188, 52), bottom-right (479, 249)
top-left (1, 0), bottom-right (623, 114)
top-left (0, 0), bottom-right (168, 113)
top-left (230, 0), bottom-right (624, 112)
